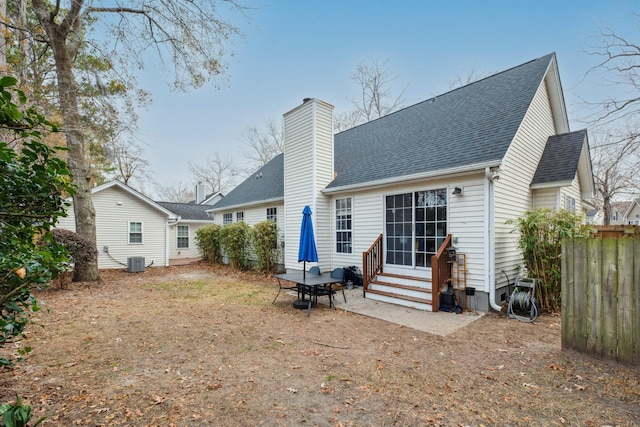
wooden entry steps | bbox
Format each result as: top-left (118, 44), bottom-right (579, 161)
top-left (365, 272), bottom-right (433, 311)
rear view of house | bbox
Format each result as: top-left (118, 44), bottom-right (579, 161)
top-left (209, 53), bottom-right (596, 312)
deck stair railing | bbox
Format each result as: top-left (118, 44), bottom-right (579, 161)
top-left (430, 234), bottom-right (453, 312)
top-left (362, 234), bottom-right (383, 292)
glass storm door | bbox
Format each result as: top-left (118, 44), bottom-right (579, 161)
top-left (385, 189), bottom-right (447, 269)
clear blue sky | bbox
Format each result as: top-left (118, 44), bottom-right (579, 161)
top-left (134, 0), bottom-right (638, 196)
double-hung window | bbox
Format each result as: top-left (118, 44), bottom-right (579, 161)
top-left (336, 198), bottom-right (352, 253)
top-left (177, 225), bottom-right (189, 249)
top-left (236, 211), bottom-right (244, 222)
top-left (267, 207), bottom-right (277, 223)
top-left (223, 213), bottom-right (233, 224)
top-left (565, 195), bottom-right (576, 213)
top-left (129, 221), bottom-right (143, 244)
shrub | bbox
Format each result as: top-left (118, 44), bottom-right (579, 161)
top-left (195, 224), bottom-right (223, 264)
top-left (0, 393), bottom-right (46, 427)
top-left (509, 208), bottom-right (592, 312)
top-left (0, 77), bottom-right (74, 366)
top-left (251, 220), bottom-right (280, 275)
top-left (220, 222), bottom-right (251, 270)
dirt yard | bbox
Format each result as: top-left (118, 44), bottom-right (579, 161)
top-left (1, 263), bottom-right (638, 426)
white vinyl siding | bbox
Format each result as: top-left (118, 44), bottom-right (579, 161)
top-left (283, 99), bottom-right (334, 273)
top-left (166, 222), bottom-right (213, 261)
top-left (494, 76), bottom-right (557, 288)
top-left (56, 185), bottom-right (169, 269)
top-left (533, 188), bottom-right (559, 210)
top-left (328, 174), bottom-right (487, 293)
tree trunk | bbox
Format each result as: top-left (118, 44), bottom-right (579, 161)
top-left (41, 12), bottom-right (100, 281)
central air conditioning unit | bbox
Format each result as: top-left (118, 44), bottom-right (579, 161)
top-left (127, 256), bottom-right (145, 273)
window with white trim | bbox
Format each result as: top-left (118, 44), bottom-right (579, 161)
top-left (336, 198), bottom-right (352, 253)
top-left (129, 221), bottom-right (143, 244)
top-left (236, 211), bottom-right (244, 222)
top-left (565, 195), bottom-right (576, 213)
top-left (223, 213), bottom-right (233, 224)
top-left (177, 225), bottom-right (189, 249)
top-left (267, 207), bottom-right (277, 223)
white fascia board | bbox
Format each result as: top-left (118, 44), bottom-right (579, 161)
top-left (530, 180), bottom-right (573, 190)
top-left (322, 161), bottom-right (499, 195)
top-left (207, 197), bottom-right (284, 213)
top-left (169, 219), bottom-right (216, 226)
top-left (545, 55), bottom-right (570, 134)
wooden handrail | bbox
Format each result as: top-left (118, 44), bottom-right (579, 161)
top-left (431, 234), bottom-right (453, 312)
top-left (362, 234), bottom-right (383, 292)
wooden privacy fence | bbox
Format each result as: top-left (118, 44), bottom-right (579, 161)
top-left (561, 227), bottom-right (639, 366)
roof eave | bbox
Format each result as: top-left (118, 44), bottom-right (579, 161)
top-left (207, 197), bottom-right (284, 213)
top-left (531, 180), bottom-right (573, 190)
top-left (323, 161), bottom-right (499, 194)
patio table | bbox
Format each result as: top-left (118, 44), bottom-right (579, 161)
top-left (272, 272), bottom-right (340, 317)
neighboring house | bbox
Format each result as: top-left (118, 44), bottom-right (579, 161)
top-left (622, 198), bottom-right (640, 225)
top-left (586, 209), bottom-right (603, 225)
top-left (57, 181), bottom-right (217, 269)
top-left (209, 53), bottom-right (595, 312)
top-left (610, 201), bottom-right (633, 225)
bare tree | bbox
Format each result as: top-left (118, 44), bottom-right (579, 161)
top-left (241, 117), bottom-right (283, 167)
top-left (347, 57), bottom-right (406, 126)
top-left (448, 66), bottom-right (487, 90)
top-left (591, 126), bottom-right (640, 224)
top-left (189, 152), bottom-right (238, 195)
top-left (586, 19), bottom-right (640, 125)
top-left (333, 110), bottom-right (362, 133)
top-left (156, 181), bottom-right (196, 203)
top-left (104, 137), bottom-right (153, 192)
top-left (28, 0), bottom-right (247, 280)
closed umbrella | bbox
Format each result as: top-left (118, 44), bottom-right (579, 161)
top-left (298, 205), bottom-right (318, 279)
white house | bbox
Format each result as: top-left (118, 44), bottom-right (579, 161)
top-left (209, 53), bottom-right (595, 312)
top-left (622, 198), bottom-right (640, 225)
top-left (57, 181), bottom-right (218, 269)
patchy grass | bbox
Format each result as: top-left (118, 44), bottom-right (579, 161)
top-left (1, 263), bottom-right (638, 426)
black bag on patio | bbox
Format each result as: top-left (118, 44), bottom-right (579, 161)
top-left (344, 266), bottom-right (363, 287)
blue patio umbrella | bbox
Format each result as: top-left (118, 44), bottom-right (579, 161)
top-left (298, 205), bottom-right (318, 279)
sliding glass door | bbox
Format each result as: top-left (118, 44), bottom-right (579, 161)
top-left (385, 189), bottom-right (447, 269)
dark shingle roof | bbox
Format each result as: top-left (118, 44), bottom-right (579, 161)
top-left (209, 154), bottom-right (284, 210)
top-left (156, 202), bottom-right (213, 221)
top-left (209, 54), bottom-right (557, 207)
top-left (531, 129), bottom-right (586, 186)
top-left (328, 53), bottom-right (555, 188)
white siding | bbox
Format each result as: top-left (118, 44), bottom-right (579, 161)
top-left (283, 99), bottom-right (334, 273)
top-left (327, 173), bottom-right (487, 292)
top-left (56, 186), bottom-right (169, 269)
top-left (167, 222), bottom-right (212, 260)
top-left (494, 76), bottom-right (557, 287)
top-left (533, 188), bottom-right (559, 210)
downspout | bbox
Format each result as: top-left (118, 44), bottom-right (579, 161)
top-left (485, 167), bottom-right (502, 312)
top-left (166, 216), bottom-right (181, 267)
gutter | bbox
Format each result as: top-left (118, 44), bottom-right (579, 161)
top-left (208, 197), bottom-right (284, 214)
top-left (323, 160), bottom-right (500, 194)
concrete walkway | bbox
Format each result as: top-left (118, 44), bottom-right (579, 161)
top-left (329, 287), bottom-right (485, 337)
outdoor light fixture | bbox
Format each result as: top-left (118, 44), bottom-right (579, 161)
top-left (452, 186), bottom-right (463, 196)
